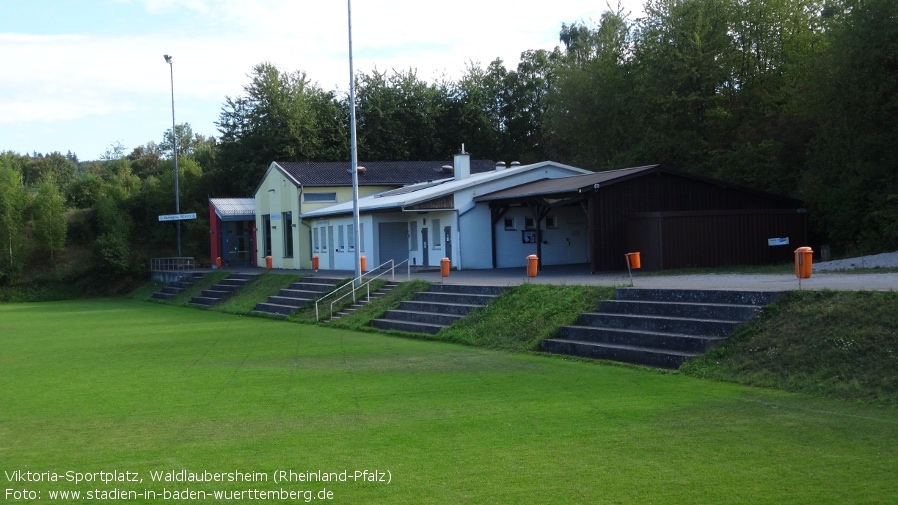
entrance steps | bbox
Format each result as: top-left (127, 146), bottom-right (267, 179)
top-left (541, 288), bottom-right (783, 369)
top-left (251, 276), bottom-right (346, 317)
top-left (188, 272), bottom-right (259, 306)
top-left (327, 281), bottom-right (401, 321)
top-left (151, 272), bottom-right (206, 300)
top-left (370, 284), bottom-right (506, 334)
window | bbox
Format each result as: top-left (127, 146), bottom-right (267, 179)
top-left (545, 215), bottom-right (558, 229)
top-left (409, 221), bottom-right (418, 251)
top-left (303, 192), bottom-right (337, 203)
top-left (312, 227), bottom-right (319, 252)
top-left (283, 212), bottom-right (294, 257)
top-left (338, 225), bottom-right (345, 251)
top-left (432, 219), bottom-right (441, 247)
top-left (524, 216), bottom-right (536, 229)
top-left (360, 223), bottom-right (365, 252)
top-left (348, 224), bottom-right (355, 251)
top-left (504, 217), bottom-right (516, 230)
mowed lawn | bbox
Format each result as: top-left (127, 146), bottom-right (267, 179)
top-left (2, 300), bottom-right (897, 504)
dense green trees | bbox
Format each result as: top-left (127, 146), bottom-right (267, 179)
top-left (1, 0), bottom-right (894, 287)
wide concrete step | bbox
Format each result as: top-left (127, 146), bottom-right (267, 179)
top-left (598, 299), bottom-right (760, 321)
top-left (218, 279), bottom-right (251, 287)
top-left (427, 284), bottom-right (506, 296)
top-left (201, 289), bottom-right (231, 298)
top-left (161, 286), bottom-right (183, 295)
top-left (278, 289), bottom-right (319, 299)
top-left (577, 312), bottom-right (744, 338)
top-left (541, 338), bottom-right (698, 369)
top-left (267, 296), bottom-right (311, 308)
top-left (557, 326), bottom-right (725, 353)
top-left (412, 291), bottom-right (497, 306)
top-left (397, 300), bottom-right (480, 316)
top-left (151, 292), bottom-right (175, 300)
top-left (253, 302), bottom-right (297, 315)
top-left (190, 296), bottom-right (219, 306)
top-left (381, 309), bottom-right (463, 326)
top-left (369, 319), bottom-right (445, 335)
top-left (616, 288), bottom-right (782, 306)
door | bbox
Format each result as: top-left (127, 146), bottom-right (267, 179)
top-left (378, 222), bottom-right (409, 267)
top-left (327, 226), bottom-right (335, 268)
top-left (421, 227), bottom-right (429, 266)
top-left (444, 225), bottom-right (452, 267)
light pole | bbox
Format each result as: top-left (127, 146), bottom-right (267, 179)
top-left (164, 54), bottom-right (182, 257)
top-left (347, 0), bottom-right (362, 285)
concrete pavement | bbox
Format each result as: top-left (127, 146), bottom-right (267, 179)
top-left (232, 263), bottom-right (897, 292)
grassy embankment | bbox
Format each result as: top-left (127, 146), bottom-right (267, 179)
top-left (681, 290), bottom-right (898, 405)
top-left (142, 273), bottom-right (898, 405)
top-left (2, 299), bottom-right (897, 504)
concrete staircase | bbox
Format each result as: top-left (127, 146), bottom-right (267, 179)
top-left (151, 272), bottom-right (206, 301)
top-left (370, 284), bottom-right (506, 334)
top-left (188, 272), bottom-right (259, 307)
top-left (328, 281), bottom-right (401, 321)
top-left (541, 288), bottom-right (783, 369)
top-left (251, 276), bottom-right (346, 317)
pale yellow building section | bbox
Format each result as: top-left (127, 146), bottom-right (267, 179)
top-left (255, 165), bottom-right (395, 269)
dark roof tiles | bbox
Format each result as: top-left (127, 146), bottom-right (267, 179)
top-left (275, 160), bottom-right (496, 187)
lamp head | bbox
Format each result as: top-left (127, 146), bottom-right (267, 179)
top-left (164, 54), bottom-right (172, 64)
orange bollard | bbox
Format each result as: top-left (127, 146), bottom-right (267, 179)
top-left (215, 257), bottom-right (222, 269)
top-left (360, 255), bottom-right (367, 273)
top-left (265, 255), bottom-right (272, 270)
top-left (441, 257), bottom-right (450, 277)
top-left (312, 254), bottom-right (319, 271)
top-left (526, 254), bottom-right (538, 278)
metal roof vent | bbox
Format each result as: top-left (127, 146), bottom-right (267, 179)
top-left (441, 165), bottom-right (454, 173)
top-left (495, 161), bottom-right (507, 171)
top-left (510, 161), bottom-right (521, 167)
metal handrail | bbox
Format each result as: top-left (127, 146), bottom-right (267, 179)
top-left (149, 257), bottom-right (195, 272)
top-left (315, 258), bottom-right (409, 321)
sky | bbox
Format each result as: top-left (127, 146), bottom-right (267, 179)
top-left (1, 0), bottom-right (645, 161)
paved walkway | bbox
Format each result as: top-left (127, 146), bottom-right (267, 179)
top-left (224, 263), bottom-right (897, 292)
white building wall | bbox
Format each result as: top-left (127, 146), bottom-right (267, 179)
top-left (494, 206), bottom-right (589, 268)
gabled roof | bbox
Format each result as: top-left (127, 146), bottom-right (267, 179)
top-left (210, 198), bottom-right (255, 220)
top-left (475, 164), bottom-right (803, 205)
top-left (301, 161), bottom-right (591, 219)
top-left (273, 160), bottom-right (497, 187)
top-left (474, 165), bottom-right (660, 201)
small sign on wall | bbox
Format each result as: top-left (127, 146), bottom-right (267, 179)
top-left (768, 237), bottom-right (790, 246)
top-left (522, 230), bottom-right (537, 244)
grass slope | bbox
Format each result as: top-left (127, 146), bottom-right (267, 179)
top-left (438, 284), bottom-right (615, 351)
top-left (3, 300), bottom-right (897, 504)
top-left (681, 290), bottom-right (898, 405)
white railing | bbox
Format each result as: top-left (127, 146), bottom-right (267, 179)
top-left (149, 257), bottom-right (195, 272)
top-left (315, 258), bottom-right (409, 321)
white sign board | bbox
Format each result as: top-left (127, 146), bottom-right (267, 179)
top-left (768, 237), bottom-right (790, 246)
top-left (158, 213), bottom-right (197, 222)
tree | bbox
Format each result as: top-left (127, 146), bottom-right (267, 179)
top-left (801, 0), bottom-right (898, 253)
top-left (215, 62), bottom-right (347, 195)
top-left (0, 163), bottom-right (28, 283)
top-left (32, 179), bottom-right (67, 263)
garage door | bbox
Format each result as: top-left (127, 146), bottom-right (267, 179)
top-left (378, 222), bottom-right (409, 266)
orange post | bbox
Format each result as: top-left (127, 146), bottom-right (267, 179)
top-left (265, 255), bottom-right (272, 270)
top-left (360, 255), bottom-right (367, 273)
top-left (441, 257), bottom-right (450, 277)
top-left (215, 257), bottom-right (222, 269)
top-left (312, 254), bottom-right (319, 271)
top-left (526, 254), bottom-right (538, 278)
top-left (794, 247), bottom-right (813, 279)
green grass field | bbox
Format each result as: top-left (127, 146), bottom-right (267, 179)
top-left (2, 300), bottom-right (897, 504)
